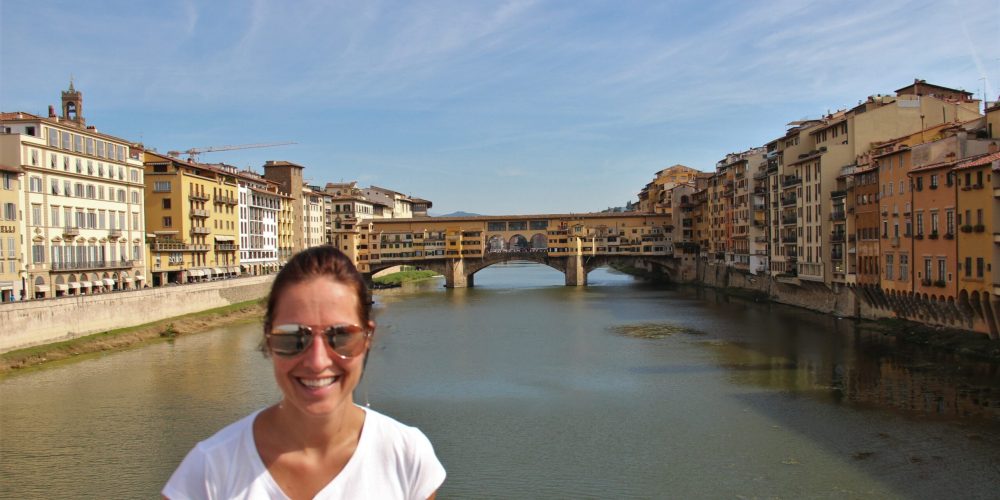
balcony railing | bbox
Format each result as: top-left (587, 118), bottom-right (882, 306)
top-left (781, 215), bottom-right (797, 225)
top-left (830, 190), bottom-right (847, 198)
top-left (190, 209), bottom-right (210, 218)
top-left (781, 235), bottom-right (797, 243)
top-left (189, 192), bottom-right (210, 202)
top-left (153, 241), bottom-right (210, 252)
top-left (830, 232), bottom-right (845, 243)
top-left (214, 195), bottom-right (238, 206)
top-left (63, 226), bottom-right (80, 237)
top-left (215, 244), bottom-right (238, 251)
top-left (191, 226), bottom-right (211, 235)
top-left (50, 260), bottom-right (134, 271)
top-left (782, 176), bottom-right (802, 188)
top-left (830, 211), bottom-right (846, 221)
top-left (781, 195), bottom-right (797, 206)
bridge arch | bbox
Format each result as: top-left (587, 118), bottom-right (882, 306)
top-left (487, 234), bottom-right (506, 252)
top-left (508, 234), bottom-right (529, 251)
top-left (530, 233), bottom-right (547, 249)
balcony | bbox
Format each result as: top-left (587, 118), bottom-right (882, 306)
top-left (50, 260), bottom-right (134, 271)
top-left (830, 190), bottom-right (847, 198)
top-left (781, 215), bottom-right (797, 225)
top-left (830, 232), bottom-right (845, 243)
top-left (782, 176), bottom-right (802, 188)
top-left (189, 192), bottom-right (210, 202)
top-left (108, 229), bottom-right (122, 238)
top-left (215, 243), bottom-right (239, 252)
top-left (191, 226), bottom-right (211, 235)
top-left (190, 209), bottom-right (210, 218)
top-left (214, 194), bottom-right (238, 206)
top-left (63, 226), bottom-right (80, 237)
top-left (890, 236), bottom-right (900, 248)
top-left (829, 211), bottom-right (846, 221)
top-left (781, 235), bottom-right (797, 244)
top-left (781, 195), bottom-right (797, 206)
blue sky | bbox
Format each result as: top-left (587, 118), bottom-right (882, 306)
top-left (2, 1), bottom-right (998, 215)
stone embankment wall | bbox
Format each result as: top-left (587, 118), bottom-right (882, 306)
top-left (0, 275), bottom-right (274, 353)
top-left (694, 262), bottom-right (998, 338)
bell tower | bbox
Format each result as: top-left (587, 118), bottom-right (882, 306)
top-left (61, 79), bottom-right (85, 126)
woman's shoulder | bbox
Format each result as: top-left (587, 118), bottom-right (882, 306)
top-left (359, 406), bottom-right (436, 454)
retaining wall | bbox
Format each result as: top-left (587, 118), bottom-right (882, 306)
top-left (693, 262), bottom-right (996, 338)
top-left (0, 275), bottom-right (274, 353)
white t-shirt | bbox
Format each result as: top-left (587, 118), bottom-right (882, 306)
top-left (163, 406), bottom-right (446, 500)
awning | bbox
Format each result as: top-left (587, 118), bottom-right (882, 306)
top-left (215, 235), bottom-right (235, 242)
top-left (55, 284), bottom-right (69, 292)
top-left (92, 281), bottom-right (103, 287)
top-left (0, 281), bottom-right (13, 291)
top-left (135, 275), bottom-right (145, 280)
top-left (240, 264), bottom-right (249, 271)
top-left (80, 281), bottom-right (92, 288)
top-left (204, 269), bottom-right (214, 277)
top-left (213, 267), bottom-right (224, 275)
top-left (123, 278), bottom-right (134, 284)
top-left (189, 270), bottom-right (204, 277)
top-left (234, 267), bottom-right (242, 275)
top-left (103, 278), bottom-right (115, 286)
top-left (36, 285), bottom-right (50, 292)
top-left (68, 282), bottom-right (80, 289)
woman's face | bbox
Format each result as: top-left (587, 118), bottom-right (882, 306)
top-left (268, 277), bottom-right (372, 418)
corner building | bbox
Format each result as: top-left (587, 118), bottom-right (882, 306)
top-left (0, 84), bottom-right (147, 298)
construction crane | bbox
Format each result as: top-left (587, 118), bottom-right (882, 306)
top-left (167, 141), bottom-right (296, 162)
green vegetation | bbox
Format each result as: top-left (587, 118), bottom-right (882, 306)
top-left (1, 299), bottom-right (265, 376)
top-left (373, 269), bottom-right (439, 286)
top-left (610, 323), bottom-right (705, 339)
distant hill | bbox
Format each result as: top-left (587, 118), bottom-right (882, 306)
top-left (432, 211), bottom-right (482, 217)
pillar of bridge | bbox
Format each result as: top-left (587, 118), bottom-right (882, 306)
top-left (444, 259), bottom-right (471, 288)
top-left (565, 254), bottom-right (586, 286)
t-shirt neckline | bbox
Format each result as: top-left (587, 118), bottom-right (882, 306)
top-left (248, 405), bottom-right (372, 499)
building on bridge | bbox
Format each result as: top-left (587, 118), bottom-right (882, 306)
top-left (354, 212), bottom-right (681, 287)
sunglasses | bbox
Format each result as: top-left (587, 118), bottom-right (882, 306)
top-left (266, 324), bottom-right (371, 358)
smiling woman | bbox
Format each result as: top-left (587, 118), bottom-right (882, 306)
top-left (162, 247), bottom-right (445, 500)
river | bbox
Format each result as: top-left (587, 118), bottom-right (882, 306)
top-left (1, 263), bottom-right (998, 499)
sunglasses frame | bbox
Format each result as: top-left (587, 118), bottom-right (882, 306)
top-left (265, 323), bottom-right (372, 359)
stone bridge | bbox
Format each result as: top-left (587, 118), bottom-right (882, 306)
top-left (342, 212), bottom-right (681, 287)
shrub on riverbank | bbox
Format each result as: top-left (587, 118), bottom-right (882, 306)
top-left (373, 270), bottom-right (439, 286)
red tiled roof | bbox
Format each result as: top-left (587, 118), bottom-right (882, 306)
top-left (954, 151), bottom-right (1000, 171)
top-left (0, 111), bottom-right (43, 121)
top-left (909, 159), bottom-right (959, 173)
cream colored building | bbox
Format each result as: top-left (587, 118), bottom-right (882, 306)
top-left (0, 85), bottom-right (147, 298)
top-left (236, 169), bottom-right (285, 275)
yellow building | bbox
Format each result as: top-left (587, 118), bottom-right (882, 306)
top-left (953, 151), bottom-right (998, 308)
top-left (0, 149), bottom-right (24, 301)
top-left (1, 85), bottom-right (147, 298)
top-left (143, 151), bottom-right (240, 285)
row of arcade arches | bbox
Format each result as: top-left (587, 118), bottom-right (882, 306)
top-left (487, 234), bottom-right (547, 252)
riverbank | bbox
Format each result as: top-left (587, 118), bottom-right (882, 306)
top-left (0, 300), bottom-right (264, 376)
top-left (689, 282), bottom-right (1000, 363)
top-left (373, 269), bottom-right (441, 286)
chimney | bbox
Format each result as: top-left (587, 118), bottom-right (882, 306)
top-left (48, 105), bottom-right (56, 118)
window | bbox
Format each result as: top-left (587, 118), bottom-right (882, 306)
top-left (32, 244), bottom-right (45, 264)
top-left (29, 176), bottom-right (42, 192)
top-left (131, 191), bottom-right (139, 204)
top-left (51, 179), bottom-right (59, 195)
top-left (51, 207), bottom-right (59, 227)
top-left (946, 210), bottom-right (955, 235)
top-left (915, 177), bottom-right (923, 190)
top-left (965, 257), bottom-right (972, 277)
top-left (924, 258), bottom-right (932, 281)
top-left (118, 189), bottom-right (126, 202)
top-left (930, 174), bottom-right (938, 188)
top-left (153, 181), bottom-right (171, 192)
top-left (87, 212), bottom-right (96, 228)
top-left (86, 185), bottom-right (95, 199)
top-left (886, 255), bottom-right (894, 280)
top-left (916, 212), bottom-right (924, 235)
top-left (162, 198), bottom-right (171, 209)
top-left (899, 254), bottom-right (908, 282)
top-left (163, 216), bottom-right (172, 227)
top-left (96, 141), bottom-right (105, 158)
top-left (977, 258), bottom-right (984, 278)
top-left (931, 212), bottom-right (939, 234)
top-left (31, 205), bottom-right (42, 225)
top-left (938, 258), bottom-right (947, 281)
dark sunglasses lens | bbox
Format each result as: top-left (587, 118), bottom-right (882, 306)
top-left (327, 325), bottom-right (368, 357)
top-left (268, 325), bottom-right (311, 355)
